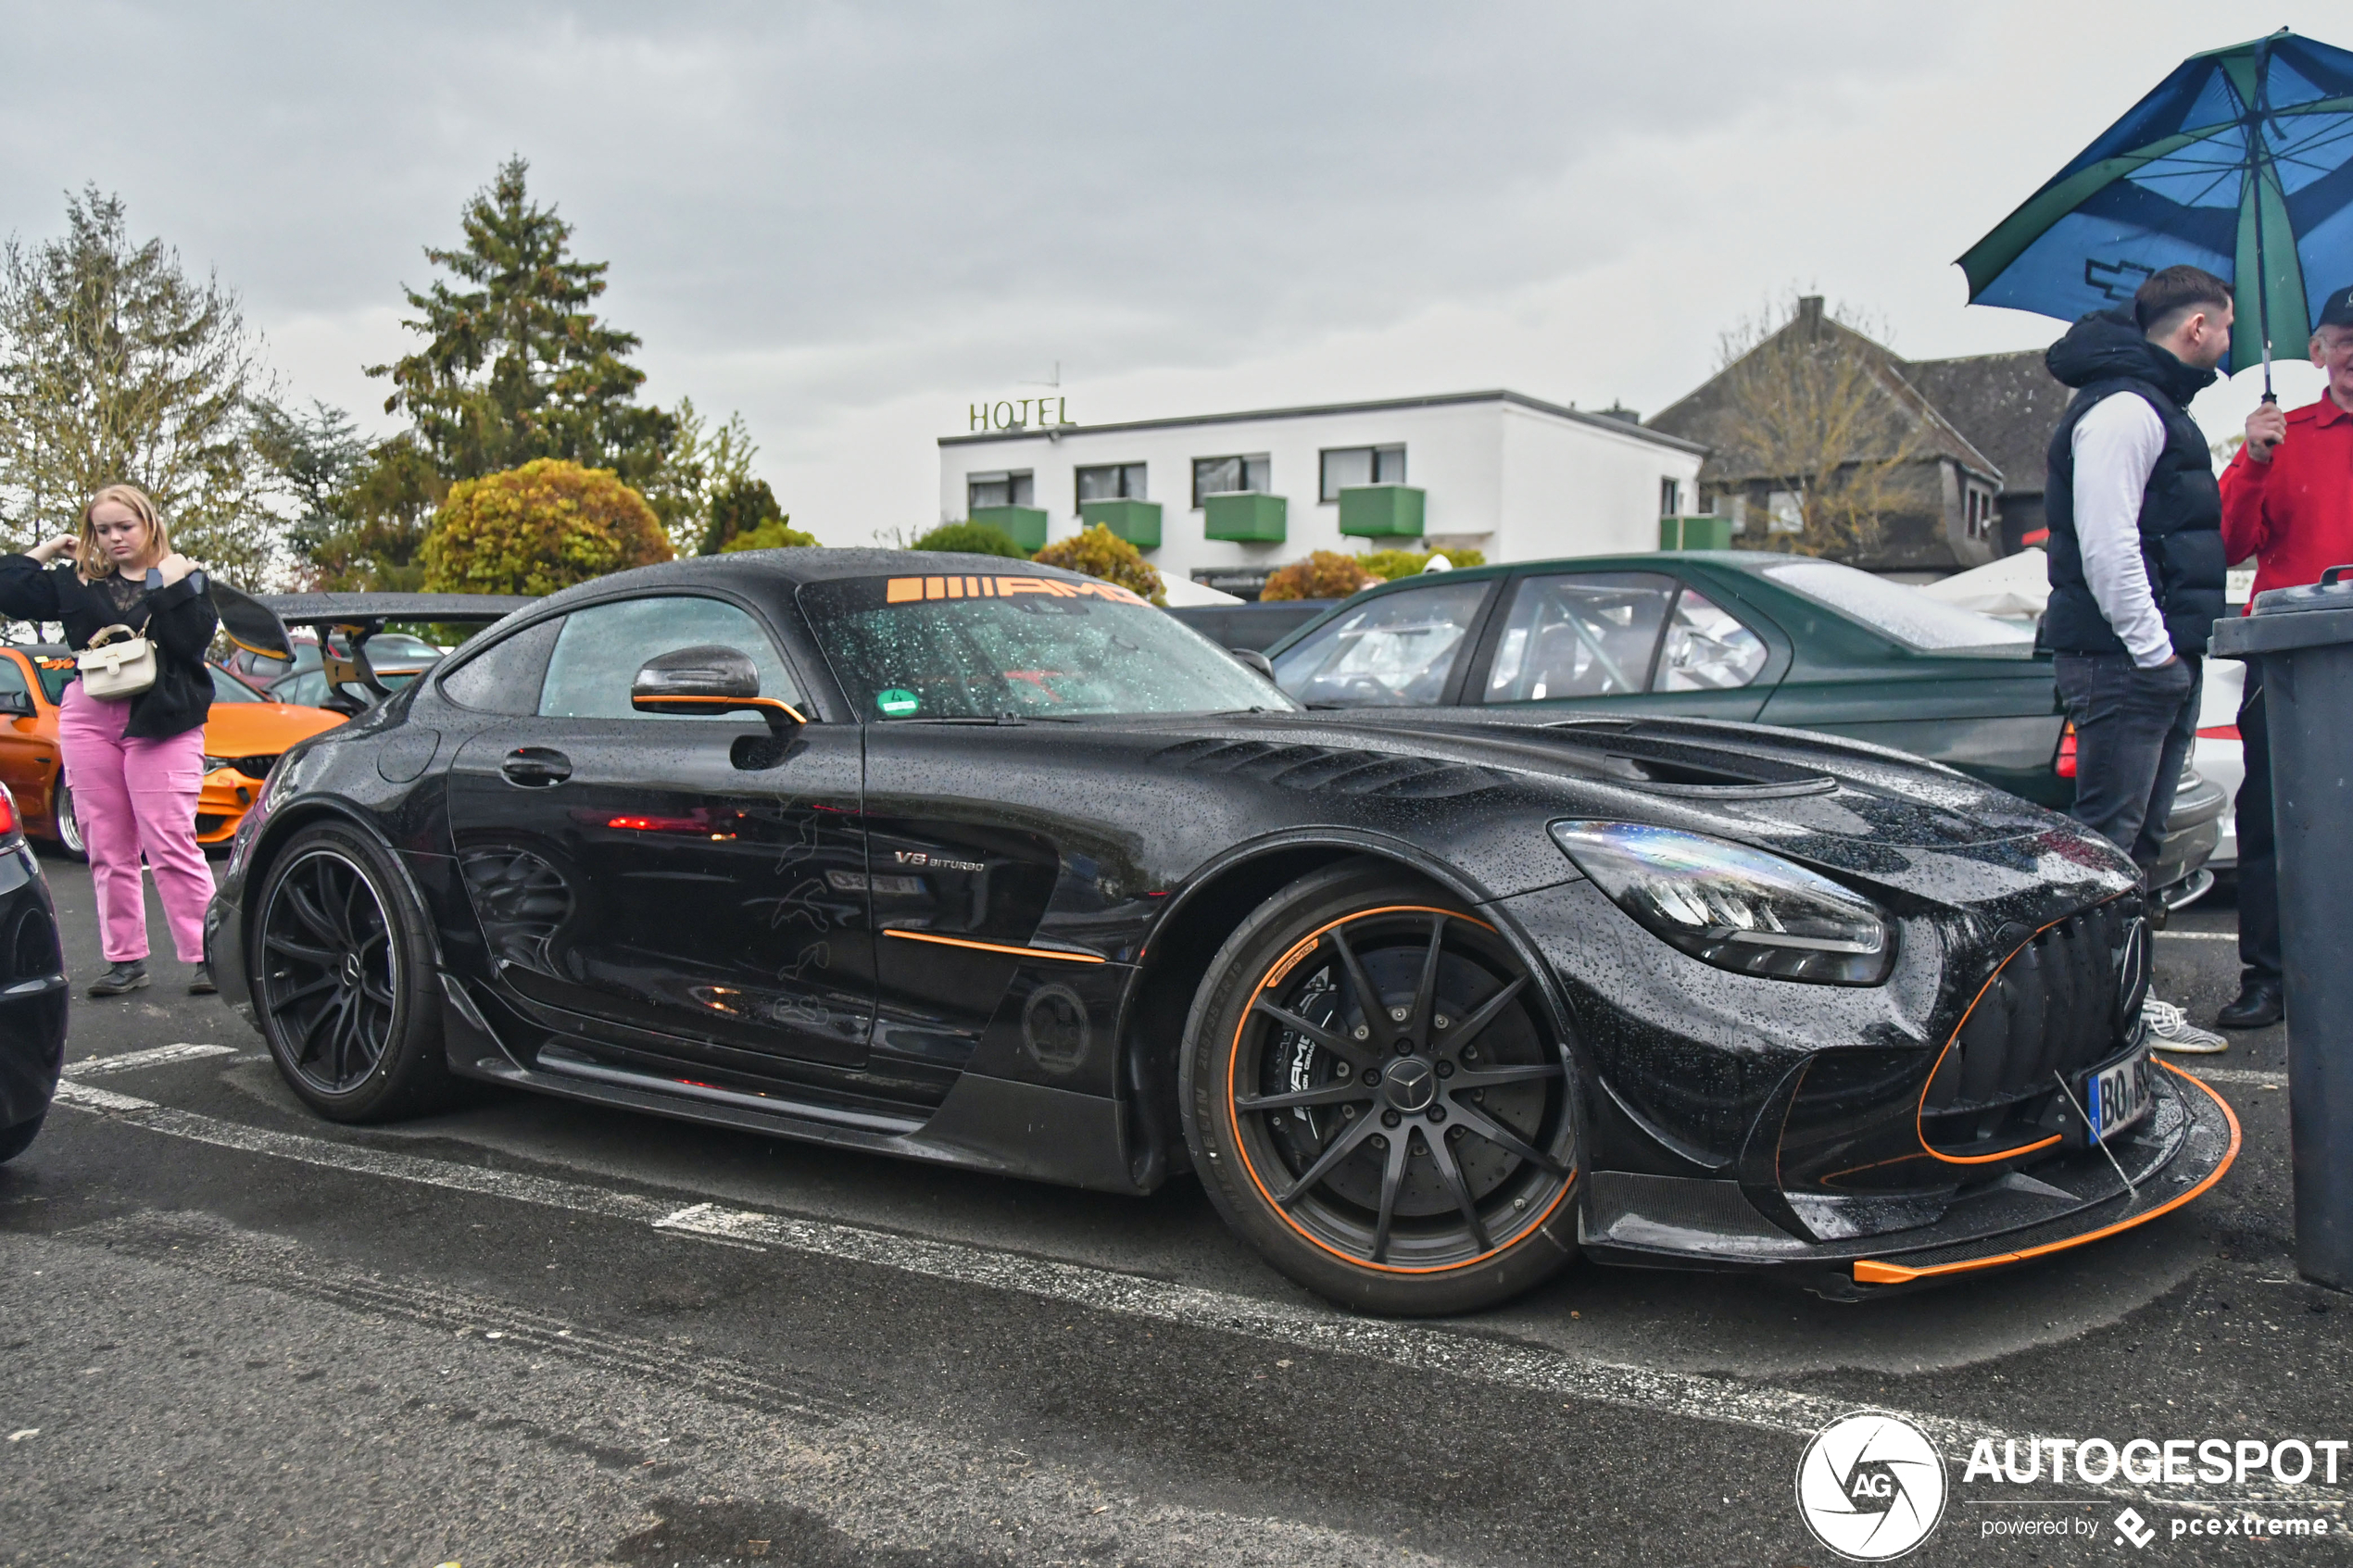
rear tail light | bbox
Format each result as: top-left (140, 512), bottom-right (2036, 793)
top-left (2055, 721), bottom-right (2077, 779)
top-left (0, 783), bottom-right (15, 837)
top-left (2196, 725), bottom-right (2240, 742)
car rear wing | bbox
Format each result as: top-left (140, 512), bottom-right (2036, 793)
top-left (208, 584), bottom-right (536, 705)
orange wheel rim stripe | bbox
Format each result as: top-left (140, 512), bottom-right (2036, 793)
top-left (1224, 904), bottom-right (1576, 1275)
top-left (1853, 1062), bottom-right (2240, 1286)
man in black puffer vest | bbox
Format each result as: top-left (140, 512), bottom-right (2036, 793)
top-left (2045, 265), bottom-right (2232, 1052)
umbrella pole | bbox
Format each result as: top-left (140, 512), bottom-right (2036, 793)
top-left (2253, 37), bottom-right (2279, 406)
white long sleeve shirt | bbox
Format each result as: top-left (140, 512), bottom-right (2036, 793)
top-left (2069, 393), bottom-right (2175, 668)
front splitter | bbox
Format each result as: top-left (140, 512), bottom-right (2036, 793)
top-left (1577, 1064), bottom-right (2241, 1300)
top-left (1843, 1062), bottom-right (2240, 1291)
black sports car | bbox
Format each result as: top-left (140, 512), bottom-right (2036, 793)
top-left (0, 782), bottom-right (69, 1164)
top-left (206, 550), bottom-right (2237, 1313)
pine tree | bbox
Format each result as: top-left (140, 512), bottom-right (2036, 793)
top-left (369, 157), bottom-right (674, 488)
top-left (0, 188), bottom-right (280, 578)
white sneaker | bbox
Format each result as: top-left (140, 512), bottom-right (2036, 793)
top-left (2142, 997), bottom-right (2228, 1055)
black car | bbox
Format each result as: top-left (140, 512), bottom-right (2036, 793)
top-left (206, 550), bottom-right (2237, 1314)
top-left (0, 782), bottom-right (69, 1164)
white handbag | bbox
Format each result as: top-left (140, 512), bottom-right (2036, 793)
top-left (78, 622), bottom-right (160, 701)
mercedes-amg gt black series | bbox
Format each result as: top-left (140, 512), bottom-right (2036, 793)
top-left (205, 550), bottom-right (2238, 1314)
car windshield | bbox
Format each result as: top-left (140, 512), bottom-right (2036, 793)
top-left (800, 571), bottom-right (1292, 720)
top-left (1759, 559), bottom-right (2034, 651)
top-left (208, 665), bottom-right (262, 703)
top-left (31, 655), bottom-right (73, 705)
top-left (1271, 581), bottom-right (1489, 707)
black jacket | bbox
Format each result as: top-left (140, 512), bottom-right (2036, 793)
top-left (2042, 310), bottom-right (2225, 657)
top-left (0, 557), bottom-right (218, 739)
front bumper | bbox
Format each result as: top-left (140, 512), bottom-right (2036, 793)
top-left (195, 767), bottom-right (267, 847)
top-left (1580, 1064), bottom-right (2238, 1298)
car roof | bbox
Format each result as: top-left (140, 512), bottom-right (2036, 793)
top-left (258, 593), bottom-right (539, 623)
top-left (1, 644), bottom-right (71, 659)
top-left (525, 548), bottom-right (1108, 612)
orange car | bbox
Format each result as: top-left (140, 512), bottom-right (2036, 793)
top-left (0, 644), bottom-right (344, 858)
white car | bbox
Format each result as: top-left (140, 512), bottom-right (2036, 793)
top-left (1925, 551), bottom-right (2248, 874)
top-left (2195, 655), bottom-right (2245, 872)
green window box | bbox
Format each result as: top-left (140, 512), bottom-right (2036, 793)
top-left (1080, 497), bottom-right (1162, 549)
top-left (1659, 515), bottom-right (1733, 551)
top-left (970, 505), bottom-right (1048, 551)
top-left (1337, 483), bottom-right (1426, 539)
top-left (1202, 492), bottom-right (1287, 543)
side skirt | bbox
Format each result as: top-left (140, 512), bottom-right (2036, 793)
top-left (437, 975), bottom-right (1151, 1197)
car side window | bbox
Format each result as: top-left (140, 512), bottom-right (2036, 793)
top-left (1269, 582), bottom-right (1489, 708)
top-left (439, 617), bottom-right (564, 715)
top-left (1656, 587), bottom-right (1768, 691)
top-left (538, 596), bottom-right (802, 721)
top-left (1482, 573), bottom-right (1676, 703)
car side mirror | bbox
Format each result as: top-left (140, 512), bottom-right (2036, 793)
top-left (0, 690), bottom-right (31, 718)
top-left (1228, 647), bottom-right (1276, 681)
top-left (631, 646), bottom-right (805, 737)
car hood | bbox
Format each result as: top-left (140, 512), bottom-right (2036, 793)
top-left (1257, 711), bottom-right (2044, 841)
top-left (202, 702), bottom-right (346, 756)
top-left (1155, 709), bottom-right (2133, 909)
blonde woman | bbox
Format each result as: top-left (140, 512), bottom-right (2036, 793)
top-left (0, 485), bottom-right (220, 995)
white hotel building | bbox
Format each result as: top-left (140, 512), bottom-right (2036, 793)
top-left (937, 391), bottom-right (1708, 596)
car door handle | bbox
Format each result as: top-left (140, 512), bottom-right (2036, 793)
top-left (500, 747), bottom-right (573, 787)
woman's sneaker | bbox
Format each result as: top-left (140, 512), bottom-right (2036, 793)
top-left (189, 964), bottom-right (216, 996)
top-left (87, 960), bottom-right (149, 997)
top-left (2143, 997), bottom-right (2227, 1054)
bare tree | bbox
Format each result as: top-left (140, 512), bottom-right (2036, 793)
top-left (0, 188), bottom-right (282, 580)
top-left (1704, 296), bottom-right (1931, 561)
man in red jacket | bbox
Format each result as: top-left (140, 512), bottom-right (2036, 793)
top-left (2215, 283), bottom-right (2353, 1028)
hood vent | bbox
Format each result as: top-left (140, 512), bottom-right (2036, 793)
top-left (1541, 727), bottom-right (1839, 799)
top-left (1155, 739), bottom-right (1505, 800)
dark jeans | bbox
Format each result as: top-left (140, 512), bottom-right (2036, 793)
top-left (2054, 651), bottom-right (2200, 874)
top-left (2235, 664), bottom-right (2282, 981)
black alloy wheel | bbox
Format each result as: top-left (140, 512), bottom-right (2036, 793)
top-left (253, 822), bottom-right (447, 1122)
top-left (1184, 862), bottom-right (1581, 1315)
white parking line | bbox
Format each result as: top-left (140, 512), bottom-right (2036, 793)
top-left (44, 1079), bottom-right (2333, 1505)
top-left (62, 1043), bottom-right (239, 1077)
top-left (2156, 931), bottom-right (2235, 941)
top-left (2189, 1068), bottom-right (2287, 1086)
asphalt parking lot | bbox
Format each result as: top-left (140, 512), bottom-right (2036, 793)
top-left (2, 854), bottom-right (2345, 1567)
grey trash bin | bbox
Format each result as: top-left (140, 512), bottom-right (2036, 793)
top-left (2212, 565), bottom-right (2353, 1291)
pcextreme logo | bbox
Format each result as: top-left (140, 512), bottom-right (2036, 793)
top-left (1795, 1411), bottom-right (1948, 1561)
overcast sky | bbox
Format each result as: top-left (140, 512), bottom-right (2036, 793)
top-left (0, 1), bottom-right (2331, 544)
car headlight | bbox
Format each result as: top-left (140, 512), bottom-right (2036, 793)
top-left (1549, 821), bottom-right (1893, 985)
top-left (202, 756), bottom-right (226, 772)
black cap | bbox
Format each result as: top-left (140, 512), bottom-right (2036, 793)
top-left (2321, 285), bottom-right (2353, 331)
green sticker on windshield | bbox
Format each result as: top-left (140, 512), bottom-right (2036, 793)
top-left (876, 688), bottom-right (920, 718)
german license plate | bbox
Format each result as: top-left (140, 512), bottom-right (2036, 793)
top-left (2083, 1043), bottom-right (2153, 1144)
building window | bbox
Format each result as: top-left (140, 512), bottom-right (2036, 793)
top-left (1319, 445), bottom-right (1405, 501)
top-left (1659, 477), bottom-right (1682, 517)
top-left (1192, 454), bottom-right (1271, 508)
top-left (1964, 486), bottom-right (1995, 540)
top-left (1766, 489), bottom-right (1804, 533)
top-left (1076, 463), bottom-right (1147, 508)
top-left (968, 470), bottom-right (1034, 511)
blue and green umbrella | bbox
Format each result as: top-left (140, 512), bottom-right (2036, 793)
top-left (1958, 29), bottom-right (2353, 393)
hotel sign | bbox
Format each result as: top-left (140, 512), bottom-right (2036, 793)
top-left (968, 395), bottom-right (1072, 432)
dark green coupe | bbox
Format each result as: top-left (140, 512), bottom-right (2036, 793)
top-left (1262, 551), bottom-right (2221, 899)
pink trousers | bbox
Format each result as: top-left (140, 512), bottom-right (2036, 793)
top-left (57, 684), bottom-right (215, 964)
